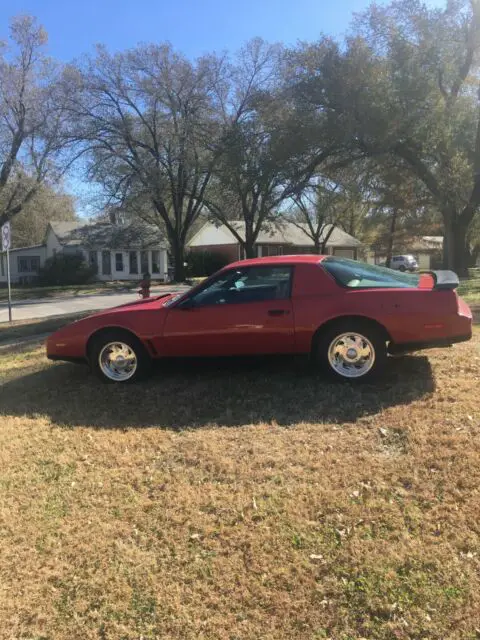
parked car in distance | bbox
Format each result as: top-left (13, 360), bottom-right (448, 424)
top-left (46, 256), bottom-right (472, 383)
top-left (390, 255), bottom-right (419, 272)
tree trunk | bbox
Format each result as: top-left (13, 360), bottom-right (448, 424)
top-left (385, 208), bottom-right (398, 269)
top-left (453, 224), bottom-right (470, 276)
top-left (320, 223), bottom-right (336, 254)
top-left (442, 213), bottom-right (469, 276)
top-left (171, 240), bottom-right (186, 282)
top-left (471, 243), bottom-right (480, 267)
top-left (244, 243), bottom-right (256, 259)
top-left (244, 221), bottom-right (256, 259)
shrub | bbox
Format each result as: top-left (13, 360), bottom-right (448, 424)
top-left (38, 253), bottom-right (97, 286)
top-left (186, 250), bottom-right (229, 277)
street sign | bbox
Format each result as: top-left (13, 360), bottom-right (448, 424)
top-left (1, 222), bottom-right (12, 321)
top-left (2, 222), bottom-right (11, 251)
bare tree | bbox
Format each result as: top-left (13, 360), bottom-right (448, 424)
top-left (204, 39), bottom-right (333, 257)
top-left (285, 169), bottom-right (368, 252)
top-left (0, 16), bottom-right (75, 227)
top-left (70, 44), bottom-right (227, 281)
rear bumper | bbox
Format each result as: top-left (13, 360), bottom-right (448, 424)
top-left (388, 332), bottom-right (472, 355)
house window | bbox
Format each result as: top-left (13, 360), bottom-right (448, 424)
top-left (115, 252), bottom-right (124, 272)
top-left (129, 251), bottom-right (138, 274)
top-left (261, 245), bottom-right (284, 257)
top-left (291, 246), bottom-right (314, 255)
top-left (140, 250), bottom-right (149, 274)
top-left (89, 251), bottom-right (98, 270)
top-left (17, 256), bottom-right (40, 273)
top-left (102, 251), bottom-right (111, 275)
top-left (151, 250), bottom-right (160, 274)
top-left (333, 248), bottom-right (355, 259)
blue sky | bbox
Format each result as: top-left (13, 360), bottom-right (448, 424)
top-left (0, 0), bottom-right (445, 215)
top-left (0, 0), bottom-right (442, 62)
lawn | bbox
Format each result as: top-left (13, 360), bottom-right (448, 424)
top-left (458, 275), bottom-right (480, 305)
top-left (0, 282), bottom-right (130, 302)
top-left (0, 333), bottom-right (479, 639)
top-left (0, 312), bottom-right (89, 345)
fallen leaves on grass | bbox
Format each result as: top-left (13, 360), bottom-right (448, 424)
top-left (0, 334), bottom-right (479, 639)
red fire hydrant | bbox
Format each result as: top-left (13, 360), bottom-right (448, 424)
top-left (138, 272), bottom-right (151, 299)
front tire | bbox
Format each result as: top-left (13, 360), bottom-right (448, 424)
top-left (90, 330), bottom-right (152, 383)
top-left (315, 321), bottom-right (387, 382)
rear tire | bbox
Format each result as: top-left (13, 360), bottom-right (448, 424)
top-left (398, 265), bottom-right (406, 272)
top-left (314, 321), bottom-right (387, 382)
top-left (89, 330), bottom-right (152, 384)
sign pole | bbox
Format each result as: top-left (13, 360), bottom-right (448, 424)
top-left (2, 222), bottom-right (12, 322)
top-left (6, 246), bottom-right (12, 322)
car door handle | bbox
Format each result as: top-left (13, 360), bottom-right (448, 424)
top-left (268, 309), bottom-right (289, 316)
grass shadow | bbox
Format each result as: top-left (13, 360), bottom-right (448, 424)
top-left (0, 313), bottom-right (89, 344)
top-left (0, 354), bottom-right (434, 429)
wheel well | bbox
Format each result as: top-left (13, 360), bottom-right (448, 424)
top-left (85, 327), bottom-right (144, 359)
top-left (311, 315), bottom-right (391, 352)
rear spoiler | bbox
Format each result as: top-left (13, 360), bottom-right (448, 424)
top-left (427, 270), bottom-right (460, 290)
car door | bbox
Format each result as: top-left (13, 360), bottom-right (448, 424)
top-left (160, 265), bottom-right (295, 357)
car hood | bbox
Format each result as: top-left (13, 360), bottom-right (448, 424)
top-left (89, 293), bottom-right (174, 316)
top-left (47, 293), bottom-right (176, 345)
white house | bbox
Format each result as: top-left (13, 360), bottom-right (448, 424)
top-left (0, 220), bottom-right (169, 284)
top-left (0, 244), bottom-right (47, 284)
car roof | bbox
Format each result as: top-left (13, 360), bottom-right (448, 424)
top-left (226, 255), bottom-right (328, 269)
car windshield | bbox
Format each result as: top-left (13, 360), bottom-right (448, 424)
top-left (322, 257), bottom-right (421, 289)
top-left (163, 293), bottom-right (183, 307)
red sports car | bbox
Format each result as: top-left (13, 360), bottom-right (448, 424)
top-left (46, 256), bottom-right (472, 383)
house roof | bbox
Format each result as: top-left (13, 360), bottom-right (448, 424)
top-left (4, 244), bottom-right (46, 254)
top-left (49, 220), bottom-right (167, 250)
top-left (188, 221), bottom-right (362, 248)
top-left (49, 221), bottom-right (83, 240)
top-left (410, 236), bottom-right (444, 251)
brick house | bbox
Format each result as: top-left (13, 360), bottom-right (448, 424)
top-left (188, 221), bottom-right (362, 261)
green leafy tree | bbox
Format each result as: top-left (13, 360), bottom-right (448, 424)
top-left (288, 0), bottom-right (480, 274)
top-left (7, 181), bottom-right (76, 247)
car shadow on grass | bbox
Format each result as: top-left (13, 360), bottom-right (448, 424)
top-left (0, 354), bottom-right (435, 429)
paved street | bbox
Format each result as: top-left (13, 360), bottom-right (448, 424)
top-left (0, 285), bottom-right (190, 323)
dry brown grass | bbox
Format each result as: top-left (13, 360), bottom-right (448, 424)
top-left (0, 333), bottom-right (479, 640)
top-left (0, 312), bottom-right (89, 345)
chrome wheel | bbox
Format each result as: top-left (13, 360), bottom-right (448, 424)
top-left (327, 332), bottom-right (375, 379)
top-left (99, 341), bottom-right (138, 382)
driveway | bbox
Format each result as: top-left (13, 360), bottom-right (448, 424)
top-left (0, 285), bottom-right (190, 323)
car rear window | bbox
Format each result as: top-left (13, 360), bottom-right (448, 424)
top-left (322, 257), bottom-right (420, 289)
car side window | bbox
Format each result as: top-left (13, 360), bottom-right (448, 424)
top-left (189, 266), bottom-right (292, 307)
